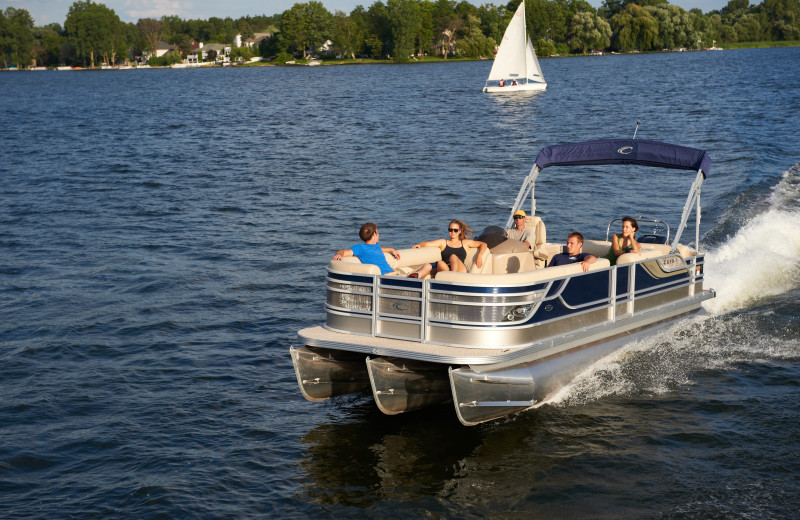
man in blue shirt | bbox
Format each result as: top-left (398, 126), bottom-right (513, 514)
top-left (332, 222), bottom-right (400, 275)
top-left (548, 232), bottom-right (596, 272)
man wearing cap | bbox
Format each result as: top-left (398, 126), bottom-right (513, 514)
top-left (507, 210), bottom-right (534, 249)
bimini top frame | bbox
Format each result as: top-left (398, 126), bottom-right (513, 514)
top-left (507, 139), bottom-right (711, 251)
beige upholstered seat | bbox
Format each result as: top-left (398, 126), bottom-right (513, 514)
top-left (523, 216), bottom-right (548, 268)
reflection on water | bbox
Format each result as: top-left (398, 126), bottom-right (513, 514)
top-left (299, 403), bottom-right (483, 507)
top-left (486, 90), bottom-right (547, 127)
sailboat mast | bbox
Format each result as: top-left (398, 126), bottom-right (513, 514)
top-left (522, 0), bottom-right (528, 84)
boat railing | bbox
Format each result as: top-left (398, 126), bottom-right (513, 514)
top-left (325, 250), bottom-right (707, 348)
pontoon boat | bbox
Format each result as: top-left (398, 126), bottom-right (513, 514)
top-left (291, 138), bottom-right (715, 425)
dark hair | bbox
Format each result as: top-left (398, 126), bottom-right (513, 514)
top-left (621, 216), bottom-right (639, 231)
top-left (449, 219), bottom-right (473, 240)
top-left (568, 231), bottom-right (584, 243)
top-left (359, 222), bottom-right (377, 242)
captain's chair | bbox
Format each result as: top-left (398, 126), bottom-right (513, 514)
top-left (524, 216), bottom-right (548, 268)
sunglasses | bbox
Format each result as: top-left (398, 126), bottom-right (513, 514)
top-left (513, 215), bottom-right (525, 220)
top-left (448, 228), bottom-right (461, 233)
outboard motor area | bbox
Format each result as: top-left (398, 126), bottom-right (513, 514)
top-left (477, 225), bottom-right (508, 249)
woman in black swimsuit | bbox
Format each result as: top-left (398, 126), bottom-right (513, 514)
top-left (409, 219), bottom-right (488, 278)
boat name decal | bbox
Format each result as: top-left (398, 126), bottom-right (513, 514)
top-left (617, 146), bottom-right (634, 155)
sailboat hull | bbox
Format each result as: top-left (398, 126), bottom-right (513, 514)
top-left (483, 82), bottom-right (547, 93)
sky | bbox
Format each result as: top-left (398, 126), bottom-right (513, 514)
top-left (4, 0), bottom-right (730, 27)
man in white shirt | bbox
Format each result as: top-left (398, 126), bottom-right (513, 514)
top-left (506, 209), bottom-right (534, 249)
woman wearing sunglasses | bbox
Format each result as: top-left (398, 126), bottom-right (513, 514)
top-left (408, 219), bottom-right (487, 278)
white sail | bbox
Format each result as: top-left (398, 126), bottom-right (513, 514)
top-left (525, 37), bottom-right (544, 82)
top-left (483, 0), bottom-right (547, 93)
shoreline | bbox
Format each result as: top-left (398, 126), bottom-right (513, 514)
top-left (5, 41), bottom-right (797, 71)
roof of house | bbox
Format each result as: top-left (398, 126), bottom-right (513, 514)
top-left (246, 32), bottom-right (271, 44)
top-left (157, 41), bottom-right (179, 51)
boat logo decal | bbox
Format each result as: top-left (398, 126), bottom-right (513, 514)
top-left (617, 146), bottom-right (634, 155)
top-left (657, 256), bottom-right (686, 273)
top-left (393, 302), bottom-right (410, 311)
top-left (544, 304), bottom-right (553, 311)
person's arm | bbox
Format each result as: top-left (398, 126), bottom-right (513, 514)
top-left (631, 238), bottom-right (640, 254)
top-left (332, 248), bottom-right (354, 261)
top-left (466, 239), bottom-right (488, 268)
top-left (381, 246), bottom-right (401, 259)
top-left (611, 234), bottom-right (624, 257)
top-left (580, 254), bottom-right (596, 272)
top-left (412, 239), bottom-right (443, 249)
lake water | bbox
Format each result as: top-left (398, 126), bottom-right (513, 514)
top-left (1, 47), bottom-right (799, 518)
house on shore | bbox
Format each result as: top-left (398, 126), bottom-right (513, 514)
top-left (187, 42), bottom-right (232, 64)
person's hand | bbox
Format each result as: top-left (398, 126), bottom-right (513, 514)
top-left (412, 243), bottom-right (421, 249)
top-left (581, 260), bottom-right (590, 272)
top-left (333, 253), bottom-right (343, 260)
top-left (390, 249), bottom-right (400, 259)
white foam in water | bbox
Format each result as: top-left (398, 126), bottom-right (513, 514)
top-left (543, 326), bottom-right (685, 407)
top-left (703, 167), bottom-right (800, 315)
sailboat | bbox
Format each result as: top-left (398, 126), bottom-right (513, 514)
top-left (482, 0), bottom-right (547, 93)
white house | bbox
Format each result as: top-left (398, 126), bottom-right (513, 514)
top-left (186, 42), bottom-right (231, 64)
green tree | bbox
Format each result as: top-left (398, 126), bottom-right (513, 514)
top-left (64, 1), bottom-right (120, 67)
top-left (456, 13), bottom-right (496, 57)
top-left (366, 2), bottom-right (391, 58)
top-left (527, 0), bottom-right (569, 43)
top-left (230, 45), bottom-right (254, 61)
top-left (761, 0), bottom-right (800, 40)
top-left (169, 34), bottom-right (194, 57)
top-left (388, 0), bottom-right (420, 60)
top-left (644, 4), bottom-right (699, 49)
top-left (259, 32), bottom-right (288, 58)
top-left (32, 23), bottom-right (65, 67)
top-left (0, 7), bottom-right (35, 68)
top-left (206, 17), bottom-right (236, 42)
top-left (610, 3), bottom-right (659, 51)
top-left (160, 15), bottom-right (185, 37)
top-left (477, 3), bottom-right (507, 44)
top-left (568, 11), bottom-right (611, 53)
top-left (281, 4), bottom-right (308, 57)
top-left (415, 0), bottom-right (436, 56)
top-left (332, 10), bottom-right (363, 59)
top-left (106, 15), bottom-right (127, 64)
top-left (305, 1), bottom-right (334, 56)
top-left (733, 13), bottom-right (764, 40)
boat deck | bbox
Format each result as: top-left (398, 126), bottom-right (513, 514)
top-left (298, 325), bottom-right (520, 365)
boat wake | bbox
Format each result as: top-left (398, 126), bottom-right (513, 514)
top-left (546, 163), bottom-right (800, 408)
top-left (545, 311), bottom-right (800, 408)
top-left (703, 163), bottom-right (800, 315)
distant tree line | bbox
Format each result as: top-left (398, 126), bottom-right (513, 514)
top-left (1, 0), bottom-right (798, 68)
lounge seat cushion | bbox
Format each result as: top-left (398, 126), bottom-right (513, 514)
top-left (436, 258), bottom-right (611, 284)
